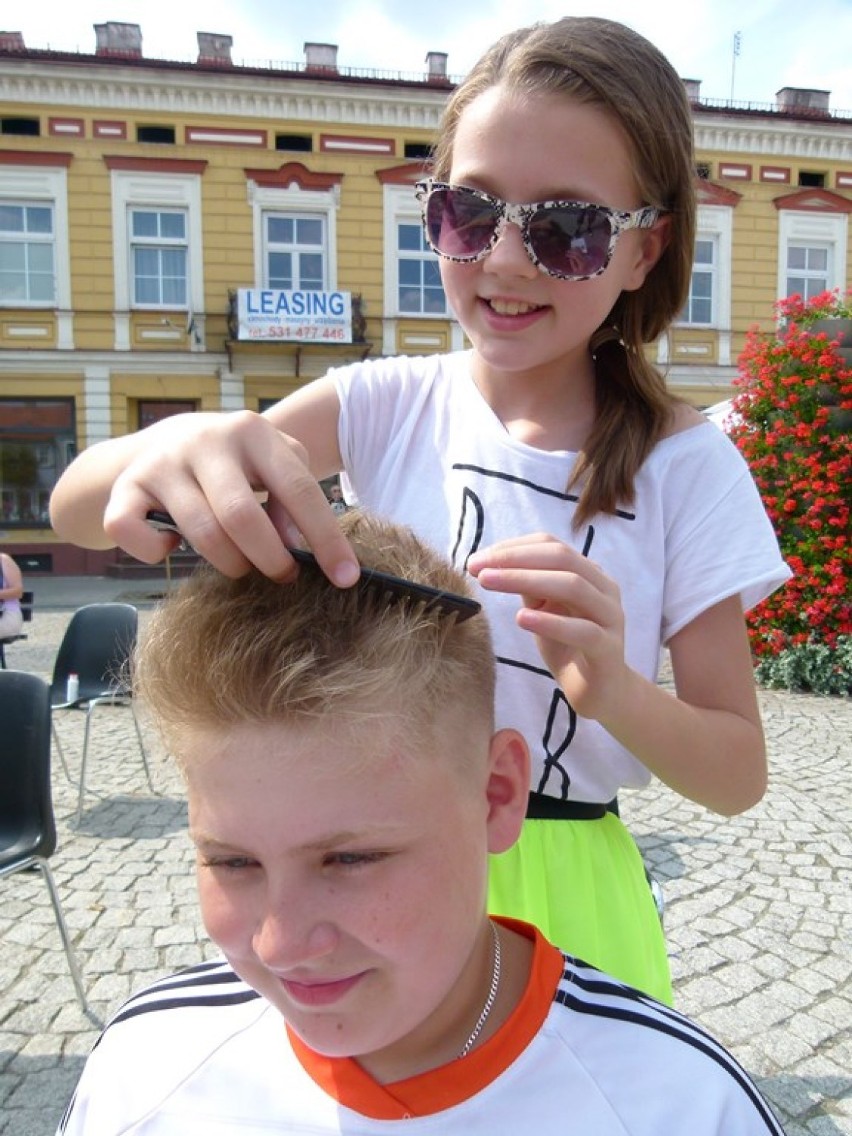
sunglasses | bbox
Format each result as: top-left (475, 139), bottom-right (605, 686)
top-left (415, 178), bottom-right (660, 282)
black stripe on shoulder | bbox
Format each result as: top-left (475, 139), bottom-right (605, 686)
top-left (554, 965), bottom-right (784, 1134)
top-left (109, 986), bottom-right (261, 1029)
top-left (116, 959), bottom-right (239, 1010)
top-left (93, 960), bottom-right (260, 1039)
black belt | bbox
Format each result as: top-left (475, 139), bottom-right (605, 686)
top-left (526, 791), bottom-right (619, 821)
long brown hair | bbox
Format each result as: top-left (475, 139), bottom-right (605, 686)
top-left (432, 17), bottom-right (697, 525)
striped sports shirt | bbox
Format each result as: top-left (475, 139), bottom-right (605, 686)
top-left (58, 919), bottom-right (785, 1134)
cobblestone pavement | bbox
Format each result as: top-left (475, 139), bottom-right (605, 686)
top-left (1, 596), bottom-right (850, 1135)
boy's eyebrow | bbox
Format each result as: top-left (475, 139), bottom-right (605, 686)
top-left (190, 824), bottom-right (408, 854)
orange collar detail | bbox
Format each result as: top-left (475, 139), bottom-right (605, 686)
top-left (288, 918), bottom-right (565, 1120)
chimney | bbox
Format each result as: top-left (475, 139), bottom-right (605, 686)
top-left (0, 31), bottom-right (26, 52)
top-left (94, 21), bottom-right (142, 58)
top-left (304, 42), bottom-right (338, 72)
top-left (682, 78), bottom-right (702, 103)
top-left (776, 87), bottom-right (831, 117)
top-left (425, 51), bottom-right (448, 82)
top-left (197, 32), bottom-right (233, 66)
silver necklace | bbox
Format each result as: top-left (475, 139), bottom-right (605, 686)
top-left (457, 921), bottom-right (501, 1058)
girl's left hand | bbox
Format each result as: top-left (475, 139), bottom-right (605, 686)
top-left (467, 533), bottom-right (629, 722)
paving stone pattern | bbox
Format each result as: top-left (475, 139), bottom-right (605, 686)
top-left (1, 601), bottom-right (850, 1135)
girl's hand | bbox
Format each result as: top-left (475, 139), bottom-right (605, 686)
top-left (102, 411), bottom-right (360, 586)
top-left (467, 533), bottom-right (629, 722)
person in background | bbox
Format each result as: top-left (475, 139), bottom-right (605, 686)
top-left (49, 16), bottom-right (790, 1004)
top-left (58, 511), bottom-right (786, 1135)
top-left (0, 551), bottom-right (24, 640)
top-left (327, 482), bottom-right (348, 515)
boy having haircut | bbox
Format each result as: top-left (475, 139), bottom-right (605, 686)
top-left (59, 511), bottom-right (785, 1135)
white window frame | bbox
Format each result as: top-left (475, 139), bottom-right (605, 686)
top-left (382, 183), bottom-right (447, 320)
top-left (679, 205), bottom-right (732, 331)
top-left (0, 164), bottom-right (72, 346)
top-left (784, 241), bottom-right (832, 301)
top-left (0, 201), bottom-right (55, 305)
top-left (681, 234), bottom-right (718, 327)
top-left (128, 206), bottom-right (189, 308)
top-left (110, 170), bottom-right (204, 350)
top-left (248, 181), bottom-right (339, 291)
top-left (263, 211), bottom-right (327, 291)
top-left (778, 210), bottom-right (847, 304)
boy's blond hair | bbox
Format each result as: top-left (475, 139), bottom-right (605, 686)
top-left (134, 510), bottom-right (494, 758)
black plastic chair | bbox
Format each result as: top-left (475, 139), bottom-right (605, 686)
top-left (49, 603), bottom-right (154, 824)
top-left (0, 669), bottom-right (90, 1012)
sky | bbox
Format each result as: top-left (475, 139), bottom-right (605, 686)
top-left (13, 0), bottom-right (852, 114)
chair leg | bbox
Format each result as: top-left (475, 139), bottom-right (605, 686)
top-left (74, 705), bottom-right (95, 826)
top-left (131, 701), bottom-right (155, 793)
top-left (50, 718), bottom-right (74, 784)
top-left (74, 696), bottom-right (154, 823)
top-left (33, 859), bottom-right (91, 1015)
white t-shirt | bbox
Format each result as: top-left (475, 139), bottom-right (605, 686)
top-left (58, 921), bottom-right (785, 1135)
top-left (333, 351), bottom-right (791, 801)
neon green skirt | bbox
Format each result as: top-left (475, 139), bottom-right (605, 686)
top-left (488, 812), bottom-right (673, 1005)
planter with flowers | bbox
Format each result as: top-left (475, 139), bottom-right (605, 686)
top-left (730, 289), bottom-right (852, 695)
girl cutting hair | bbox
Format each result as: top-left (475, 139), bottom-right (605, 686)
top-left (51, 17), bottom-right (789, 1003)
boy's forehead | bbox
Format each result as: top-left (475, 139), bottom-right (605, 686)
top-left (178, 707), bottom-right (482, 790)
top-left (182, 716), bottom-right (486, 845)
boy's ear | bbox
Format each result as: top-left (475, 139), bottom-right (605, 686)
top-left (485, 729), bottom-right (530, 855)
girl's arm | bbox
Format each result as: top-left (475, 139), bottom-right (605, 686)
top-left (0, 554), bottom-right (23, 600)
top-left (50, 377), bottom-right (361, 586)
top-left (469, 534), bottom-right (766, 815)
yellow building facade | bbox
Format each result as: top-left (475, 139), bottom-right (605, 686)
top-left (1, 23), bottom-right (851, 571)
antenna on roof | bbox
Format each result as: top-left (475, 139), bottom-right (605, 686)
top-left (730, 31), bottom-right (742, 102)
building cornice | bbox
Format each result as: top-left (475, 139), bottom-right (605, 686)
top-left (694, 113), bottom-right (852, 161)
top-left (0, 61), bottom-right (449, 131)
top-left (5, 60), bottom-right (852, 155)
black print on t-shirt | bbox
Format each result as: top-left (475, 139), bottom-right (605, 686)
top-left (450, 463), bottom-right (635, 799)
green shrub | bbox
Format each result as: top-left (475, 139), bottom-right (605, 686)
top-left (753, 634), bottom-right (852, 697)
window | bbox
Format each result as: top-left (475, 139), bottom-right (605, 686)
top-left (109, 169), bottom-right (204, 347)
top-left (136, 125), bottom-right (176, 145)
top-left (404, 142), bottom-right (432, 160)
top-left (397, 220), bottom-right (446, 314)
top-left (248, 180), bottom-right (339, 293)
top-left (797, 171), bottom-right (825, 188)
top-left (383, 184), bottom-right (447, 318)
top-left (1, 117), bottom-right (40, 137)
top-left (130, 208), bottom-right (188, 306)
top-left (0, 398), bottom-right (75, 528)
top-left (137, 400), bottom-right (197, 429)
top-left (275, 133), bottom-right (312, 152)
top-left (264, 213), bottom-right (325, 290)
top-left (778, 210), bottom-right (846, 305)
top-left (681, 237), bottom-right (716, 325)
top-left (0, 164), bottom-right (71, 342)
top-left (0, 202), bottom-right (55, 303)
top-left (676, 205), bottom-right (732, 332)
top-left (786, 244), bottom-right (830, 301)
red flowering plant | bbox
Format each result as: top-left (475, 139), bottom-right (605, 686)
top-left (729, 290), bottom-right (852, 695)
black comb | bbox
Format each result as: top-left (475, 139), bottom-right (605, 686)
top-left (145, 509), bottom-right (481, 623)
